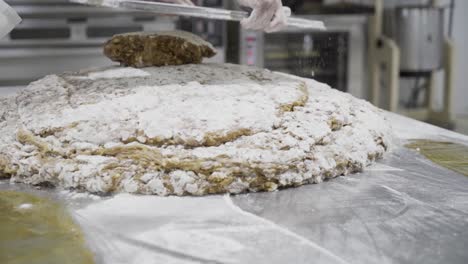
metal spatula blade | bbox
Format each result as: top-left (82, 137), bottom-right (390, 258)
top-left (71, 0), bottom-right (325, 31)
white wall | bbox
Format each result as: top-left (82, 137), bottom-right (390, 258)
top-left (453, 0), bottom-right (468, 115)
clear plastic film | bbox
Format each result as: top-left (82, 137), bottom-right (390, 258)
top-left (0, 0), bottom-right (21, 39)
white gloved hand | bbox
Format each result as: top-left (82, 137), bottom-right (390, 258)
top-left (236, 0), bottom-right (287, 33)
top-left (156, 0), bottom-right (194, 6)
top-left (0, 0), bottom-right (21, 39)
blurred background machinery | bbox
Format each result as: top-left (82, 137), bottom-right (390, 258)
top-left (0, 0), bottom-right (175, 92)
top-left (375, 0), bottom-right (456, 129)
top-left (0, 0), bottom-right (466, 133)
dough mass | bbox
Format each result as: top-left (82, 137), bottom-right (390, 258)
top-left (0, 64), bottom-right (391, 195)
top-left (104, 31), bottom-right (216, 67)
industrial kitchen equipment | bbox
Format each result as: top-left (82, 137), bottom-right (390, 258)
top-left (0, 0), bottom-right (177, 90)
top-left (372, 0), bottom-right (455, 128)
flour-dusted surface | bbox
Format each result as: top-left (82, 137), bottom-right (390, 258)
top-left (0, 63), bottom-right (392, 195)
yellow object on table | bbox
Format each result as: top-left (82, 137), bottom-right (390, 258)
top-left (406, 139), bottom-right (468, 176)
top-left (0, 191), bottom-right (95, 264)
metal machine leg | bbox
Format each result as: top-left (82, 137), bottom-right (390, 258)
top-left (378, 36), bottom-right (400, 112)
top-left (427, 38), bottom-right (455, 129)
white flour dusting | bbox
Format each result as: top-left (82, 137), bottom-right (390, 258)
top-left (0, 63), bottom-right (392, 195)
top-left (17, 203), bottom-right (33, 210)
top-left (85, 68), bottom-right (151, 80)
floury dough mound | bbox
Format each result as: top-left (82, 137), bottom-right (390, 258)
top-left (0, 64), bottom-right (392, 195)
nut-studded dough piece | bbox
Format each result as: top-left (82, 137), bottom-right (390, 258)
top-left (104, 31), bottom-right (217, 68)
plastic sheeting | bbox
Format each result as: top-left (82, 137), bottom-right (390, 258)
top-left (1, 113), bottom-right (467, 264)
top-left (232, 148), bottom-right (468, 264)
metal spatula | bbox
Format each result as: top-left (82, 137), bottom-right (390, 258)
top-left (71, 0), bottom-right (325, 30)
